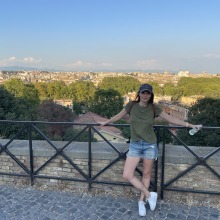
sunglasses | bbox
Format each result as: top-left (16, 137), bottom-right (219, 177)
top-left (140, 91), bottom-right (151, 95)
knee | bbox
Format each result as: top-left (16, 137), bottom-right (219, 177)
top-left (142, 170), bottom-right (151, 179)
top-left (123, 171), bottom-right (132, 182)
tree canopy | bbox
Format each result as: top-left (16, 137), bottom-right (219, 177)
top-left (176, 97), bottom-right (220, 146)
top-left (44, 81), bottom-right (69, 99)
top-left (36, 100), bottom-right (76, 140)
top-left (163, 83), bottom-right (183, 100)
top-left (68, 81), bottom-right (96, 102)
top-left (90, 89), bottom-right (124, 118)
top-left (0, 85), bottom-right (38, 138)
top-left (3, 78), bottom-right (40, 105)
top-left (99, 76), bottom-right (140, 96)
top-left (176, 77), bottom-right (220, 98)
top-left (0, 86), bottom-right (18, 120)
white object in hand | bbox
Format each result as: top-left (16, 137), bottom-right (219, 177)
top-left (189, 128), bottom-right (198, 135)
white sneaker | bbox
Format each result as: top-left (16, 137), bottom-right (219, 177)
top-left (147, 192), bottom-right (157, 211)
top-left (138, 201), bottom-right (146, 216)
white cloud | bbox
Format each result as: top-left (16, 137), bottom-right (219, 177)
top-left (65, 60), bottom-right (94, 70)
top-left (71, 60), bottom-right (83, 66)
top-left (66, 60), bottom-right (113, 70)
top-left (9, 56), bottom-right (16, 61)
top-left (23, 57), bottom-right (42, 63)
top-left (0, 57), bottom-right (18, 66)
top-left (0, 56), bottom-right (42, 66)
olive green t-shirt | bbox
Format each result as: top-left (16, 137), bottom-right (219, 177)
top-left (125, 101), bottom-right (162, 143)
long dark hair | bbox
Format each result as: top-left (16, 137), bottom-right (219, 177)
top-left (133, 92), bottom-right (154, 103)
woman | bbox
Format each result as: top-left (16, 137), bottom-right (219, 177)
top-left (100, 83), bottom-right (202, 217)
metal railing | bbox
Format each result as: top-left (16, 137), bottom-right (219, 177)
top-left (0, 120), bottom-right (219, 199)
top-left (159, 125), bottom-right (220, 199)
top-left (0, 120), bottom-right (157, 191)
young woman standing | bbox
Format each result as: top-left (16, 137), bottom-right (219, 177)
top-left (100, 83), bottom-right (202, 216)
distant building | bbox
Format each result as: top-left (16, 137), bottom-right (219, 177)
top-left (123, 92), bottom-right (137, 105)
top-left (73, 112), bottom-right (127, 142)
top-left (178, 71), bottom-right (190, 77)
top-left (180, 96), bottom-right (204, 106)
top-left (158, 100), bottom-right (189, 121)
top-left (54, 99), bottom-right (73, 110)
top-left (154, 95), bottom-right (172, 103)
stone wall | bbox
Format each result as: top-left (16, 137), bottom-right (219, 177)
top-left (0, 139), bottom-right (219, 207)
top-left (158, 145), bottom-right (220, 208)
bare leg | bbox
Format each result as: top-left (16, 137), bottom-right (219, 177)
top-left (123, 157), bottom-right (150, 198)
top-left (139, 159), bottom-right (154, 201)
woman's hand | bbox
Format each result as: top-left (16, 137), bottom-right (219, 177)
top-left (99, 121), bottom-right (108, 126)
top-left (190, 124), bottom-right (203, 131)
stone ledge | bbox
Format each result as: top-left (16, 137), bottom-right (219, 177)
top-left (0, 139), bottom-right (219, 165)
top-left (162, 144), bottom-right (219, 165)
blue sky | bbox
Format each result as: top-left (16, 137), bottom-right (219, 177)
top-left (1, 0), bottom-right (220, 73)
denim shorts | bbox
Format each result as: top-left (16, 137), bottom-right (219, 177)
top-left (127, 140), bottom-right (158, 160)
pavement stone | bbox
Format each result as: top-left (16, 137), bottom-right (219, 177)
top-left (0, 185), bottom-right (219, 220)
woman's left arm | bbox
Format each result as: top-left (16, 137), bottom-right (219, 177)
top-left (159, 111), bottom-right (202, 130)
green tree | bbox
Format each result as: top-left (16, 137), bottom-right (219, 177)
top-left (68, 81), bottom-right (96, 102)
top-left (0, 85), bottom-right (38, 138)
top-left (176, 97), bottom-right (220, 146)
top-left (3, 79), bottom-right (39, 121)
top-left (90, 89), bottom-right (123, 118)
top-left (0, 86), bottom-right (19, 138)
top-left (73, 102), bottom-right (82, 115)
top-left (3, 78), bottom-right (24, 97)
top-left (23, 83), bottom-right (40, 105)
top-left (47, 81), bottom-right (69, 99)
top-left (36, 100), bottom-right (76, 140)
top-left (203, 83), bottom-right (220, 98)
top-left (163, 83), bottom-right (183, 100)
top-left (99, 76), bottom-right (140, 96)
top-left (0, 86), bottom-right (18, 120)
top-left (3, 78), bottom-right (40, 105)
top-left (33, 82), bottom-right (49, 100)
top-left (177, 77), bottom-right (220, 98)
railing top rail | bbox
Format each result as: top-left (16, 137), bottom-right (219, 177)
top-left (0, 120), bottom-right (219, 129)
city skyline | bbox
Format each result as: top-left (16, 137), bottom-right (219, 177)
top-left (1, 0), bottom-right (220, 74)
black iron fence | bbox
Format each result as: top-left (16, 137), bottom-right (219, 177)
top-left (0, 120), bottom-right (219, 199)
top-left (159, 125), bottom-right (220, 199)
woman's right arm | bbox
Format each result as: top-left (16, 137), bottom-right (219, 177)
top-left (99, 108), bottom-right (128, 126)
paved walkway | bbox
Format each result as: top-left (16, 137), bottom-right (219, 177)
top-left (0, 185), bottom-right (219, 220)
